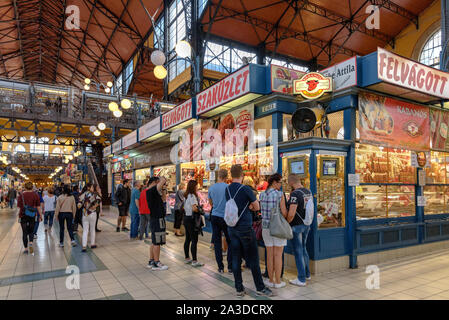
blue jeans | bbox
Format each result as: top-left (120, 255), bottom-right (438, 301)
top-left (9, 198), bottom-right (14, 209)
top-left (130, 212), bottom-right (140, 238)
top-left (228, 225), bottom-right (265, 292)
top-left (287, 224), bottom-right (311, 282)
top-left (58, 212), bottom-right (74, 244)
top-left (33, 218), bottom-right (39, 235)
top-left (44, 211), bottom-right (55, 227)
top-left (211, 215), bottom-right (232, 271)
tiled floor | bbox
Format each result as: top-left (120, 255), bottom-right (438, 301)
top-left (1, 207), bottom-right (449, 300)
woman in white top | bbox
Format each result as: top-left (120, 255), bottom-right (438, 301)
top-left (42, 188), bottom-right (57, 232)
top-left (183, 180), bottom-right (204, 267)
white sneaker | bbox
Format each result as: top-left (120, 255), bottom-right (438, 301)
top-left (306, 276), bottom-right (312, 280)
top-left (152, 261), bottom-right (168, 271)
top-left (289, 279), bottom-right (306, 287)
top-left (191, 261), bottom-right (204, 267)
top-left (264, 280), bottom-right (275, 288)
top-left (275, 281), bottom-right (286, 289)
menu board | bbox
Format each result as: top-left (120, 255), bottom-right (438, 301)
top-left (359, 92), bottom-right (430, 151)
top-left (430, 109), bottom-right (449, 151)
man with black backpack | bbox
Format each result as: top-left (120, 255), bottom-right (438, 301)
top-left (287, 174), bottom-right (313, 287)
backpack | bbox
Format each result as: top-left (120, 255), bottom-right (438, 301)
top-left (224, 185), bottom-right (248, 227)
top-left (296, 189), bottom-right (314, 226)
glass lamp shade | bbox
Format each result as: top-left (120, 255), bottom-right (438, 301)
top-left (98, 123), bottom-right (106, 131)
top-left (108, 102), bottom-right (119, 112)
top-left (175, 40), bottom-right (191, 58)
top-left (84, 84), bottom-right (90, 90)
top-left (154, 65), bottom-right (167, 79)
top-left (89, 125), bottom-right (97, 133)
top-left (151, 50), bottom-right (166, 66)
top-left (107, 81), bottom-right (113, 88)
top-left (121, 99), bottom-right (132, 109)
top-left (84, 78), bottom-right (91, 85)
top-left (94, 130), bottom-right (101, 137)
top-left (104, 87), bottom-right (111, 93)
top-left (113, 110), bottom-right (123, 118)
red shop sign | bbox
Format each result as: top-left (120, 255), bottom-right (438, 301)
top-left (161, 99), bottom-right (193, 131)
top-left (197, 65), bottom-right (250, 115)
top-left (378, 47), bottom-right (449, 99)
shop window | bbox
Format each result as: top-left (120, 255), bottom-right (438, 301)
top-left (419, 30), bottom-right (442, 69)
top-left (424, 151), bottom-right (449, 215)
top-left (13, 144), bottom-right (26, 154)
top-left (254, 115), bottom-right (272, 145)
top-left (356, 185), bottom-right (415, 219)
top-left (424, 186), bottom-right (449, 215)
top-left (426, 151), bottom-right (449, 184)
top-left (356, 144), bottom-right (416, 184)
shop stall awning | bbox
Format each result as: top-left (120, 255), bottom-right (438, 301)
top-left (112, 139), bottom-right (122, 155)
top-left (139, 117), bottom-right (167, 143)
top-left (122, 130), bottom-right (139, 150)
top-left (360, 48), bottom-right (449, 104)
top-left (161, 99), bottom-right (195, 132)
top-left (196, 64), bottom-right (270, 118)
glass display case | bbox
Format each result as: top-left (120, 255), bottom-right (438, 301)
top-left (316, 155), bottom-right (345, 228)
top-left (135, 168), bottom-right (151, 183)
top-left (424, 185), bottom-right (449, 215)
top-left (424, 152), bottom-right (449, 214)
top-left (281, 154), bottom-right (310, 194)
top-left (153, 165), bottom-right (176, 192)
top-left (426, 152), bottom-right (449, 184)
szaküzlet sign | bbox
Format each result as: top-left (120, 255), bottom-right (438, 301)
top-left (378, 47), bottom-right (449, 99)
top-left (197, 65), bottom-right (250, 115)
top-left (161, 99), bottom-right (193, 130)
top-left (293, 72), bottom-right (332, 99)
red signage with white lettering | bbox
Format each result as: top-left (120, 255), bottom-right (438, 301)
top-left (378, 47), bottom-right (449, 99)
top-left (197, 65), bottom-right (251, 115)
top-left (161, 99), bottom-right (193, 131)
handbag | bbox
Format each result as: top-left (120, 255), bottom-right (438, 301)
top-left (253, 220), bottom-right (263, 241)
top-left (269, 196), bottom-right (293, 240)
top-left (21, 192), bottom-right (37, 218)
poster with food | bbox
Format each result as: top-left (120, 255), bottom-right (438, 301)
top-left (182, 105), bottom-right (254, 162)
top-left (429, 108), bottom-right (449, 151)
top-left (271, 65), bottom-right (305, 94)
top-left (359, 93), bottom-right (430, 151)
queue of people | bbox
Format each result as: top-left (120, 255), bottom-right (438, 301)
top-left (16, 181), bottom-right (103, 255)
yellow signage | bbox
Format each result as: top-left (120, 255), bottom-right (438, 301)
top-left (293, 72), bottom-right (332, 99)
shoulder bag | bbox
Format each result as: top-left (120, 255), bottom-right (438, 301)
top-left (269, 194), bottom-right (293, 240)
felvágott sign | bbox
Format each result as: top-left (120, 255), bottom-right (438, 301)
top-left (162, 99), bottom-right (193, 131)
top-left (378, 47), bottom-right (449, 99)
top-left (320, 56), bottom-right (357, 91)
top-left (197, 65), bottom-right (250, 115)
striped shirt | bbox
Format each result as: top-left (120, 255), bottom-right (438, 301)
top-left (259, 188), bottom-right (282, 228)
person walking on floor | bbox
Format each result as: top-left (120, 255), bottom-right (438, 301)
top-left (139, 177), bottom-right (158, 240)
top-left (129, 181), bottom-right (142, 240)
top-left (286, 174), bottom-right (312, 286)
top-left (225, 165), bottom-right (273, 297)
top-left (55, 185), bottom-right (77, 248)
top-left (72, 185), bottom-right (81, 232)
top-left (42, 188), bottom-right (57, 233)
top-left (7, 187), bottom-right (16, 209)
top-left (17, 182), bottom-right (42, 255)
top-left (33, 190), bottom-right (45, 239)
top-left (78, 183), bottom-right (101, 252)
top-left (173, 182), bottom-right (185, 237)
top-left (95, 185), bottom-right (102, 232)
top-left (146, 176), bottom-right (168, 271)
top-left (115, 179), bottom-right (131, 232)
top-left (183, 180), bottom-right (204, 267)
top-left (208, 169), bottom-right (232, 274)
top-left (259, 173), bottom-right (288, 289)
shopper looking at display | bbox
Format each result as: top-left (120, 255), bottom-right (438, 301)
top-left (286, 174), bottom-right (312, 286)
top-left (129, 181), bottom-right (142, 240)
top-left (183, 180), bottom-right (204, 267)
top-left (139, 177), bottom-right (158, 240)
top-left (259, 173), bottom-right (288, 289)
top-left (225, 164), bottom-right (273, 297)
top-left (17, 182), bottom-right (42, 255)
top-left (173, 182), bottom-right (185, 237)
top-left (115, 179), bottom-right (131, 232)
top-left (209, 169), bottom-right (232, 274)
top-left (146, 176), bottom-right (168, 271)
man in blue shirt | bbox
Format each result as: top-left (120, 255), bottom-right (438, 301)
top-left (208, 169), bottom-right (232, 274)
top-left (225, 164), bottom-right (273, 298)
top-left (129, 181), bottom-right (141, 239)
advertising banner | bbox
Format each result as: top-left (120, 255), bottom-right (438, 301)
top-left (271, 65), bottom-right (305, 94)
top-left (139, 118), bottom-right (160, 140)
top-left (359, 92), bottom-right (430, 151)
top-left (162, 99), bottom-right (193, 130)
top-left (112, 140), bottom-right (122, 154)
top-left (122, 130), bottom-right (138, 149)
top-left (378, 47), bottom-right (449, 99)
top-left (320, 56), bottom-right (357, 91)
top-left (430, 108), bottom-right (449, 151)
top-left (197, 65), bottom-right (250, 115)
